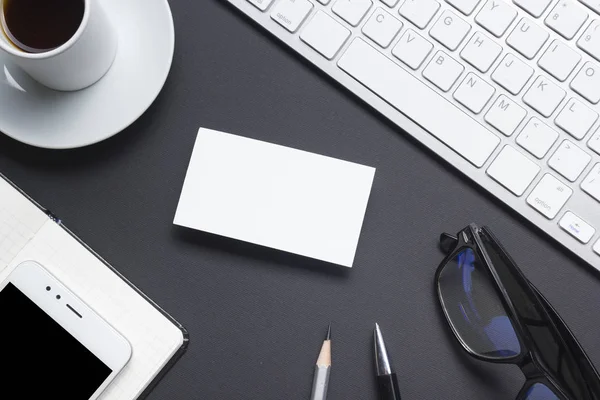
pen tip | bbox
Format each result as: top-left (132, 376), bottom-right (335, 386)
top-left (374, 323), bottom-right (393, 376)
top-left (326, 323), bottom-right (331, 340)
top-left (375, 323), bottom-right (382, 338)
top-left (374, 323), bottom-right (383, 344)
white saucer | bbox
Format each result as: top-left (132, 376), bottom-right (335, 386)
top-left (0, 0), bottom-right (175, 149)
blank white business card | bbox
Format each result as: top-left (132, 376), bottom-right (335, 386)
top-left (174, 128), bottom-right (376, 267)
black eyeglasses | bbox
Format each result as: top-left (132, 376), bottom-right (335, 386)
top-left (435, 223), bottom-right (600, 400)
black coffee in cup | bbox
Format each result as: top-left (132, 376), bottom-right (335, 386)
top-left (1, 0), bottom-right (85, 53)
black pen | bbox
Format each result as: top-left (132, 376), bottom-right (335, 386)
top-left (374, 323), bottom-right (401, 400)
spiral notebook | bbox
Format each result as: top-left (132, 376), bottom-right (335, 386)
top-left (0, 173), bottom-right (188, 400)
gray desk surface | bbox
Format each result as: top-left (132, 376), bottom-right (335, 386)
top-left (1, 1), bottom-right (600, 399)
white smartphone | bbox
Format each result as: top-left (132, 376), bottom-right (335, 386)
top-left (0, 260), bottom-right (132, 399)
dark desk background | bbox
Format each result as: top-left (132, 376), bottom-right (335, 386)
top-left (1, 0), bottom-right (600, 398)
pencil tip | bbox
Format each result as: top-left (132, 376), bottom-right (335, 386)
top-left (326, 323), bottom-right (331, 340)
top-left (375, 322), bottom-right (380, 332)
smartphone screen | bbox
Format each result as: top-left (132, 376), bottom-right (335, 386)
top-left (0, 282), bottom-right (113, 398)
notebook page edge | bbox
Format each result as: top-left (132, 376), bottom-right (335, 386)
top-left (0, 174), bottom-right (49, 272)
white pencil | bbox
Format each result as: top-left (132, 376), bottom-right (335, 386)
top-left (310, 324), bottom-right (332, 400)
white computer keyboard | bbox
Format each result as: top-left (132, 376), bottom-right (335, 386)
top-left (225, 0), bottom-right (600, 269)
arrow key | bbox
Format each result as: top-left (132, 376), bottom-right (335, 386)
top-left (559, 211), bottom-right (596, 244)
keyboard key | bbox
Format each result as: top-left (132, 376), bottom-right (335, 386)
top-left (454, 73), bottom-right (495, 113)
top-left (460, 31), bottom-right (502, 73)
top-left (538, 41), bottom-right (581, 82)
top-left (514, 0), bottom-right (552, 17)
top-left (392, 30), bottom-right (433, 69)
top-left (381, 0), bottom-right (399, 6)
top-left (247, 0), bottom-right (275, 11)
top-left (487, 145), bottom-right (540, 196)
top-left (399, 0), bottom-right (440, 29)
top-left (560, 211), bottom-right (596, 243)
top-left (517, 118), bottom-right (559, 158)
top-left (507, 18), bottom-right (549, 60)
top-left (492, 54), bottom-right (534, 95)
top-left (549, 140), bottom-right (592, 181)
top-left (578, 20), bottom-right (600, 62)
top-left (545, 1), bottom-right (588, 40)
top-left (523, 76), bottom-right (566, 117)
top-left (485, 95), bottom-right (527, 136)
top-left (579, 0), bottom-right (600, 14)
top-left (446, 0), bottom-right (482, 15)
top-left (476, 0), bottom-right (517, 37)
top-left (338, 39), bottom-right (500, 167)
top-left (430, 10), bottom-right (472, 50)
top-left (301, 11), bottom-right (351, 60)
top-left (590, 130), bottom-right (600, 154)
top-left (363, 8), bottom-right (403, 48)
top-left (582, 163), bottom-right (600, 202)
top-left (271, 0), bottom-right (313, 32)
top-left (555, 98), bottom-right (598, 140)
top-left (423, 51), bottom-right (465, 91)
top-left (571, 62), bottom-right (600, 104)
top-left (333, 0), bottom-right (373, 26)
top-left (527, 174), bottom-right (573, 219)
top-left (595, 239), bottom-right (600, 255)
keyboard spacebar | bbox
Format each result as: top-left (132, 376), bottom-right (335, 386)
top-left (338, 39), bottom-right (500, 168)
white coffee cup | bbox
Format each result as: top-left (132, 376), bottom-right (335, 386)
top-left (0, 0), bottom-right (117, 91)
